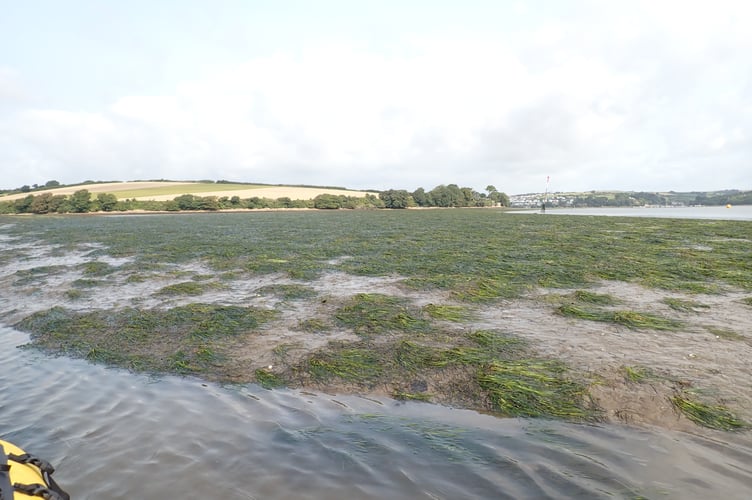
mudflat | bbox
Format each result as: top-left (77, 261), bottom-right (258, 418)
top-left (2, 210), bottom-right (750, 434)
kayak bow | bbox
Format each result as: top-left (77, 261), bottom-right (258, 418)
top-left (0, 439), bottom-right (69, 500)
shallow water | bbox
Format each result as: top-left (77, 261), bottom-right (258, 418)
top-left (511, 205), bottom-right (752, 221)
top-left (2, 327), bottom-right (752, 499)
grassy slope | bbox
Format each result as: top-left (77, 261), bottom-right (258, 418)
top-left (0, 181), bottom-right (371, 201)
top-left (108, 183), bottom-right (266, 199)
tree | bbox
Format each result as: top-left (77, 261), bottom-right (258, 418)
top-left (379, 189), bottom-right (412, 208)
top-left (277, 197), bottom-right (292, 208)
top-left (30, 193), bottom-right (53, 213)
top-left (446, 184), bottom-right (463, 207)
top-left (13, 195), bottom-right (34, 213)
top-left (97, 193), bottom-right (118, 211)
top-left (428, 185), bottom-right (451, 207)
top-left (460, 187), bottom-right (477, 207)
top-left (69, 189), bottom-right (92, 213)
top-left (313, 194), bottom-right (342, 209)
top-left (174, 194), bottom-right (199, 210)
top-left (412, 187), bottom-right (430, 207)
top-left (486, 185), bottom-right (500, 206)
top-left (197, 196), bottom-right (219, 210)
top-left (363, 194), bottom-right (385, 208)
top-left (496, 192), bottom-right (510, 207)
top-left (45, 180), bottom-right (61, 188)
top-left (49, 195), bottom-right (70, 213)
top-left (0, 201), bottom-right (14, 214)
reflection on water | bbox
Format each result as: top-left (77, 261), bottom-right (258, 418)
top-left (2, 328), bottom-right (752, 499)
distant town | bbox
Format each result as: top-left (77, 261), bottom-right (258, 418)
top-left (509, 190), bottom-right (752, 208)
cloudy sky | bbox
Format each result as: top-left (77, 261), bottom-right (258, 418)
top-left (1, 0), bottom-right (750, 194)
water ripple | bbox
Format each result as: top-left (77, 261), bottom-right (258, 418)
top-left (2, 326), bottom-right (752, 499)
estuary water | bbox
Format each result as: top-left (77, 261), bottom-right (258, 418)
top-left (511, 205), bottom-right (752, 221)
top-left (2, 327), bottom-right (752, 499)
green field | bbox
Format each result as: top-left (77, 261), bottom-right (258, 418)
top-left (4, 210), bottom-right (751, 427)
top-left (110, 182), bottom-right (266, 199)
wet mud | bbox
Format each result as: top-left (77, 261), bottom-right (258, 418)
top-left (2, 223), bottom-right (751, 435)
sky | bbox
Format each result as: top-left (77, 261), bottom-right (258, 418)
top-left (1, 0), bottom-right (750, 194)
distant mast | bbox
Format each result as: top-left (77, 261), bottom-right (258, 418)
top-left (541, 176), bottom-right (550, 213)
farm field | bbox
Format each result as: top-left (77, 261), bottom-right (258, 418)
top-left (2, 209), bottom-right (751, 433)
top-left (0, 180), bottom-right (376, 201)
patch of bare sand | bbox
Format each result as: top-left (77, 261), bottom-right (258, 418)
top-left (474, 282), bottom-right (752, 431)
top-left (225, 272), bottom-right (452, 381)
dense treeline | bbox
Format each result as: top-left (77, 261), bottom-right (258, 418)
top-left (569, 192), bottom-right (668, 207)
top-left (0, 183), bottom-right (510, 214)
top-left (0, 190), bottom-right (390, 214)
top-left (379, 184), bottom-right (509, 208)
top-left (560, 190), bottom-right (752, 207)
top-left (0, 179), bottom-right (62, 196)
top-left (0, 179), bottom-right (119, 196)
top-left (693, 191), bottom-right (752, 206)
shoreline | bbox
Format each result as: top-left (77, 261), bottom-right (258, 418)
top-left (10, 274), bottom-right (752, 435)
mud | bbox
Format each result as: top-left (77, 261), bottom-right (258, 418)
top-left (1, 226), bottom-right (751, 434)
top-left (476, 283), bottom-right (752, 431)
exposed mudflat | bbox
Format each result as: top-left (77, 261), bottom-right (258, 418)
top-left (480, 283), bottom-right (752, 431)
top-left (2, 226), bottom-right (751, 435)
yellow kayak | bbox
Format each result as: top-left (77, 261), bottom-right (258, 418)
top-left (0, 439), bottom-right (69, 500)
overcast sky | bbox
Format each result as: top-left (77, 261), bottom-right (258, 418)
top-left (1, 1), bottom-right (750, 194)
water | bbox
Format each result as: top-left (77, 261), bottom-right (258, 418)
top-left (2, 328), bottom-right (752, 499)
top-left (510, 205), bottom-right (752, 221)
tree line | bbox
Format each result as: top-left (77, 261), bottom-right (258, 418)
top-left (379, 184), bottom-right (509, 208)
top-left (693, 191), bottom-right (752, 206)
top-left (0, 179), bottom-right (62, 196)
top-left (565, 190), bottom-right (752, 207)
top-left (0, 190), bottom-right (379, 214)
top-left (569, 192), bottom-right (668, 207)
top-left (0, 184), bottom-right (510, 215)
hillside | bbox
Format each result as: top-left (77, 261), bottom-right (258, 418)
top-left (0, 181), bottom-right (376, 202)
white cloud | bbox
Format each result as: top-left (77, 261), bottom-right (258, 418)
top-left (0, 67), bottom-right (29, 110)
top-left (2, 2), bottom-right (751, 193)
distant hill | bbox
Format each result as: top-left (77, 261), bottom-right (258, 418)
top-left (0, 180), bottom-right (387, 214)
top-left (0, 180), bottom-right (376, 202)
